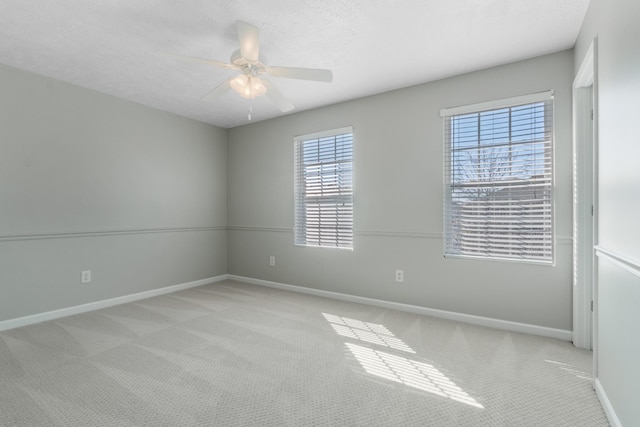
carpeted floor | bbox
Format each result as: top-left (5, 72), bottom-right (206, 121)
top-left (0, 280), bottom-right (608, 426)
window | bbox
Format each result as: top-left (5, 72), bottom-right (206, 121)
top-left (294, 127), bottom-right (353, 249)
top-left (441, 92), bottom-right (554, 263)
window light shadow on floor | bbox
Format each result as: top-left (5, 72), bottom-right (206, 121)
top-left (322, 313), bottom-right (415, 353)
top-left (544, 359), bottom-right (593, 381)
top-left (323, 313), bottom-right (484, 409)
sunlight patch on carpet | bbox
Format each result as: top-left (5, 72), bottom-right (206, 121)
top-left (323, 312), bottom-right (483, 409)
top-left (346, 343), bottom-right (484, 409)
top-left (322, 313), bottom-right (415, 353)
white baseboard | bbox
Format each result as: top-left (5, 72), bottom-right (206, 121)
top-left (0, 275), bottom-right (227, 332)
top-left (595, 378), bottom-right (622, 427)
top-left (2, 273), bottom-right (573, 342)
top-left (228, 275), bottom-right (573, 341)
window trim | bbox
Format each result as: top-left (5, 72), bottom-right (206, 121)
top-left (294, 126), bottom-right (354, 250)
top-left (440, 90), bottom-right (554, 118)
top-left (441, 91), bottom-right (555, 265)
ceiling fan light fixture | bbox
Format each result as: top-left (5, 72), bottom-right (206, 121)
top-left (230, 74), bottom-right (267, 99)
top-left (199, 21), bottom-right (331, 111)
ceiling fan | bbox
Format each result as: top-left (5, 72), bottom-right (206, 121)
top-left (192, 20), bottom-right (333, 113)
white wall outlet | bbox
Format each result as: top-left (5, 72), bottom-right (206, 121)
top-left (81, 270), bottom-right (92, 284)
top-left (395, 269), bottom-right (404, 283)
top-left (269, 256), bottom-right (275, 267)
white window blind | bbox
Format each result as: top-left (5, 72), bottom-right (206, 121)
top-left (294, 127), bottom-right (353, 249)
top-left (441, 92), bottom-right (554, 263)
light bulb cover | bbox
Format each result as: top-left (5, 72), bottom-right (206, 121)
top-left (230, 74), bottom-right (267, 99)
top-left (230, 74), bottom-right (248, 94)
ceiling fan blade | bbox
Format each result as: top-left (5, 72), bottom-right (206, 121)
top-left (167, 53), bottom-right (239, 69)
top-left (263, 80), bottom-right (294, 112)
top-left (237, 20), bottom-right (260, 61)
top-left (201, 79), bottom-right (232, 101)
top-left (268, 66), bottom-right (333, 82)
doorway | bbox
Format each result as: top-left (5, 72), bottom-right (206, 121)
top-left (572, 40), bottom-right (598, 378)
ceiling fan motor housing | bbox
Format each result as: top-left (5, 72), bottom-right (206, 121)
top-left (230, 49), bottom-right (266, 76)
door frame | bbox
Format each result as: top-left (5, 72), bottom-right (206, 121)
top-left (572, 39), bottom-right (598, 374)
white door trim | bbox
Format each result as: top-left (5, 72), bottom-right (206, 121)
top-left (572, 39), bottom-right (597, 351)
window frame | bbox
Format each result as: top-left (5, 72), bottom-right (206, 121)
top-left (294, 126), bottom-right (354, 250)
top-left (440, 91), bottom-right (555, 265)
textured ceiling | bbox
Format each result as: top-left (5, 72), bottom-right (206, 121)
top-left (0, 0), bottom-right (590, 129)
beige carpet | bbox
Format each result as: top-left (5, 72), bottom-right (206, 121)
top-left (0, 280), bottom-right (608, 426)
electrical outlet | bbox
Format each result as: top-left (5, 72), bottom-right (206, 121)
top-left (395, 269), bottom-right (404, 283)
top-left (81, 270), bottom-right (92, 284)
top-left (269, 256), bottom-right (275, 267)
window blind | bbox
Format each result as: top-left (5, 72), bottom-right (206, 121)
top-left (442, 93), bottom-right (554, 263)
top-left (294, 127), bottom-right (353, 249)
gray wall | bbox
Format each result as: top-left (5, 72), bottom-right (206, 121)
top-left (0, 63), bottom-right (227, 321)
top-left (227, 50), bottom-right (574, 331)
top-left (575, 0), bottom-right (640, 424)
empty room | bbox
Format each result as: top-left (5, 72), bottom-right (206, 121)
top-left (0, 0), bottom-right (638, 426)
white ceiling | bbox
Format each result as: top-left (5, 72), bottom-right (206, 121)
top-left (0, 0), bottom-right (590, 129)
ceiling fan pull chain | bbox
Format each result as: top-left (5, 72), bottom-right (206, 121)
top-left (248, 104), bottom-right (253, 121)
